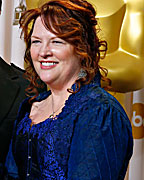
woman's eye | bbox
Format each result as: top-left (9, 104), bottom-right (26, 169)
top-left (31, 40), bottom-right (41, 44)
top-left (52, 40), bottom-right (63, 44)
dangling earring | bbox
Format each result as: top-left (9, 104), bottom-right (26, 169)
top-left (78, 68), bottom-right (87, 79)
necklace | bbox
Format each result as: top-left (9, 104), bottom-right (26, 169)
top-left (49, 95), bottom-right (64, 119)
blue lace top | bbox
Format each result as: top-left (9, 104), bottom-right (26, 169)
top-left (7, 74), bottom-right (133, 180)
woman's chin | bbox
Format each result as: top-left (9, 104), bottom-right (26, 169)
top-left (39, 75), bottom-right (52, 84)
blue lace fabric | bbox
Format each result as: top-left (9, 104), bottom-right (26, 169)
top-left (6, 73), bottom-right (133, 180)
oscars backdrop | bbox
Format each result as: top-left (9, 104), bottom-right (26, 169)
top-left (0, 0), bottom-right (144, 179)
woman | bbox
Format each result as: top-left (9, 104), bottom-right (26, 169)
top-left (7, 0), bottom-right (133, 179)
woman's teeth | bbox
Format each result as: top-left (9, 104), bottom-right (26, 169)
top-left (41, 62), bottom-right (57, 66)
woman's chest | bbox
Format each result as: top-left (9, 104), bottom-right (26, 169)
top-left (14, 113), bottom-right (78, 177)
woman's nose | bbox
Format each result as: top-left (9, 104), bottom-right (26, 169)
top-left (39, 44), bottom-right (52, 58)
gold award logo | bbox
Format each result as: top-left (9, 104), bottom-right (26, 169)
top-left (131, 103), bottom-right (144, 139)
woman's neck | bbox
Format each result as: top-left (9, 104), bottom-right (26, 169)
top-left (50, 87), bottom-right (71, 106)
top-left (47, 77), bottom-right (76, 99)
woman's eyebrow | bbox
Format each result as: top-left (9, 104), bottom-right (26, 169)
top-left (31, 35), bottom-right (41, 39)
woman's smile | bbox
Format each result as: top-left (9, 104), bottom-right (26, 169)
top-left (40, 61), bottom-right (59, 69)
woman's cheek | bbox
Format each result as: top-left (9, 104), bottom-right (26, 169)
top-left (30, 47), bottom-right (38, 61)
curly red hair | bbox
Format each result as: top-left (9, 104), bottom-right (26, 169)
top-left (20, 0), bottom-right (109, 96)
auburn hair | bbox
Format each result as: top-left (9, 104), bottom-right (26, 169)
top-left (19, 0), bottom-right (110, 96)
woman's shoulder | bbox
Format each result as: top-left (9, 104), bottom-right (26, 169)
top-left (20, 91), bottom-right (50, 106)
top-left (17, 91), bottom-right (50, 122)
top-left (84, 85), bottom-right (126, 115)
top-left (77, 85), bottom-right (131, 128)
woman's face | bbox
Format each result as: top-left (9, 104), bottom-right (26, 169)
top-left (30, 17), bottom-right (81, 88)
